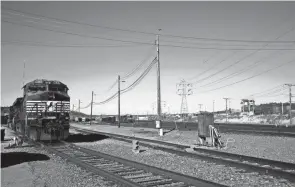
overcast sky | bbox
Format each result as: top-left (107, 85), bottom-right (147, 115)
top-left (1, 1), bottom-right (295, 115)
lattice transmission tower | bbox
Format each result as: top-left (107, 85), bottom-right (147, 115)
top-left (177, 80), bottom-right (193, 114)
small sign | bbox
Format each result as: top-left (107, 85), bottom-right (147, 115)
top-left (156, 120), bottom-right (161, 129)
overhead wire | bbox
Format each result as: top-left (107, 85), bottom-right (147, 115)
top-left (1, 40), bottom-right (150, 48)
top-left (91, 58), bottom-right (157, 106)
top-left (191, 24), bottom-right (295, 85)
top-left (2, 6), bottom-right (295, 44)
top-left (121, 46), bottom-right (156, 80)
top-left (197, 57), bottom-right (295, 93)
top-left (242, 84), bottom-right (285, 99)
top-left (200, 50), bottom-right (289, 87)
top-left (2, 20), bottom-right (295, 51)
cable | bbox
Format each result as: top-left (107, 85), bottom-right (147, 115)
top-left (198, 58), bottom-right (295, 93)
top-left (92, 58), bottom-right (157, 106)
top-left (200, 50), bottom-right (289, 87)
top-left (122, 58), bottom-right (157, 93)
top-left (121, 46), bottom-right (156, 80)
top-left (2, 6), bottom-right (295, 44)
top-left (191, 24), bottom-right (295, 85)
top-left (1, 40), bottom-right (149, 48)
top-left (189, 51), bottom-right (238, 81)
top-left (245, 85), bottom-right (284, 98)
top-left (2, 20), bottom-right (295, 51)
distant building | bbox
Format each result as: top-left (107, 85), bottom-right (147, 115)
top-left (254, 102), bottom-right (295, 115)
top-left (241, 99), bottom-right (255, 115)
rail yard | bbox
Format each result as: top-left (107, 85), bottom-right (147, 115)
top-left (2, 1), bottom-right (295, 187)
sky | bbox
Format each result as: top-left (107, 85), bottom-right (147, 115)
top-left (1, 1), bottom-right (295, 115)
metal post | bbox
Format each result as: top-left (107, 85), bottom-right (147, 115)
top-left (118, 75), bottom-right (121, 128)
top-left (90, 91), bottom-right (94, 125)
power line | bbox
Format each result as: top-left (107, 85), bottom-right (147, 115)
top-left (243, 84), bottom-right (284, 98)
top-left (121, 46), bottom-right (156, 80)
top-left (191, 24), bottom-right (295, 85)
top-left (2, 6), bottom-right (295, 44)
top-left (197, 57), bottom-right (295, 93)
top-left (3, 20), bottom-right (295, 51)
top-left (1, 40), bottom-right (149, 48)
top-left (199, 50), bottom-right (289, 87)
top-left (91, 58), bottom-right (157, 106)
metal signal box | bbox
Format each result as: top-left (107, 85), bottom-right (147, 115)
top-left (198, 112), bottom-right (214, 138)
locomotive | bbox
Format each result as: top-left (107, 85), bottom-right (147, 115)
top-left (9, 79), bottom-right (70, 141)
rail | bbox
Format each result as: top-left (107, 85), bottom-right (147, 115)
top-left (33, 141), bottom-right (224, 187)
top-left (71, 126), bottom-right (295, 183)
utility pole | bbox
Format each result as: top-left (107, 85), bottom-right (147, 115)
top-left (78, 99), bottom-right (81, 112)
top-left (90, 91), bottom-right (94, 125)
top-left (213, 100), bottom-right (215, 113)
top-left (118, 75), bottom-right (121, 128)
top-left (198, 104), bottom-right (203, 112)
top-left (156, 29), bottom-right (162, 121)
top-left (223, 98), bottom-right (230, 122)
top-left (285, 84), bottom-right (295, 126)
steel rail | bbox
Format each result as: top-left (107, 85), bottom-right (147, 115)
top-left (34, 141), bottom-right (141, 187)
top-left (67, 143), bottom-right (225, 187)
top-left (71, 126), bottom-right (295, 182)
top-left (30, 138), bottom-right (224, 187)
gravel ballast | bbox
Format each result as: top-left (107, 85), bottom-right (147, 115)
top-left (1, 127), bottom-right (117, 187)
top-left (75, 139), bottom-right (295, 187)
top-left (70, 123), bottom-right (295, 164)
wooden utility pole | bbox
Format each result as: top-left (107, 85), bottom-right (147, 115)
top-left (118, 75), bottom-right (121, 128)
top-left (285, 84), bottom-right (295, 126)
top-left (90, 91), bottom-right (94, 125)
top-left (156, 29), bottom-right (162, 121)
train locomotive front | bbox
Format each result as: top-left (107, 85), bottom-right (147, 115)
top-left (15, 79), bottom-right (70, 141)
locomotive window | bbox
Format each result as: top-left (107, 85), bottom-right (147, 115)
top-left (28, 86), bottom-right (45, 92)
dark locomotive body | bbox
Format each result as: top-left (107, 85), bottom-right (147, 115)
top-left (10, 79), bottom-right (70, 141)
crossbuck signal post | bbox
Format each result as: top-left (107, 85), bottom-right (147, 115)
top-left (177, 80), bottom-right (193, 114)
top-left (285, 84), bottom-right (295, 126)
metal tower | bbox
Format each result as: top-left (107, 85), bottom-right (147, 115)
top-left (177, 80), bottom-right (193, 114)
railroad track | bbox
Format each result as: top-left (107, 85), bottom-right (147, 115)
top-left (34, 140), bottom-right (224, 187)
top-left (71, 126), bottom-right (295, 183)
top-left (80, 121), bottom-right (295, 137)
